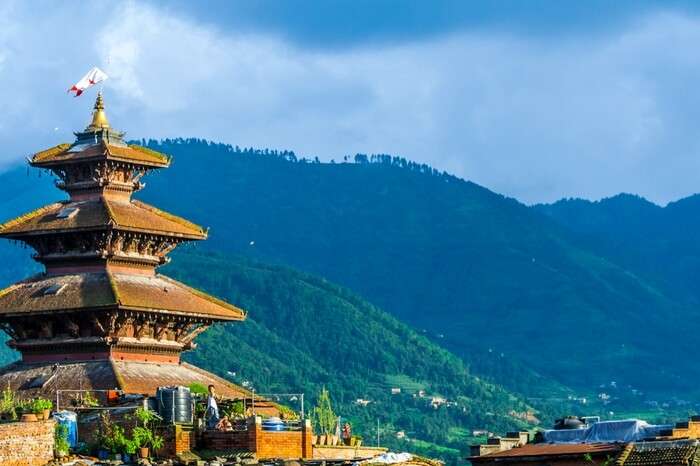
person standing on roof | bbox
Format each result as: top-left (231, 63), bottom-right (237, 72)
top-left (206, 384), bottom-right (220, 429)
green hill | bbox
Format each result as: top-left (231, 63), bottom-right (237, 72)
top-left (0, 248), bottom-right (540, 464)
top-left (168, 252), bottom-right (541, 462)
top-left (1, 138), bottom-right (698, 413)
top-left (134, 140), bottom-right (697, 396)
top-left (536, 194), bottom-right (700, 304)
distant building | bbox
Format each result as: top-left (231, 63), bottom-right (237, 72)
top-left (471, 439), bottom-right (700, 466)
top-left (470, 417), bottom-right (700, 466)
top-left (430, 396), bottom-right (447, 408)
top-left (471, 442), bottom-right (625, 466)
top-left (355, 398), bottom-right (372, 406)
top-left (391, 387), bottom-right (401, 395)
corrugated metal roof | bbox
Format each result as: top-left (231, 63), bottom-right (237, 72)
top-left (471, 443), bottom-right (624, 461)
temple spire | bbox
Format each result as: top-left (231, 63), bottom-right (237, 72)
top-left (86, 92), bottom-right (110, 131)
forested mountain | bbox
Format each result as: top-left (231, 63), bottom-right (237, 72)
top-left (169, 252), bottom-right (542, 462)
top-left (131, 139), bottom-right (699, 397)
top-left (0, 138), bottom-right (699, 427)
top-left (535, 194), bottom-right (700, 304)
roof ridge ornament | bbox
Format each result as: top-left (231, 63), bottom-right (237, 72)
top-left (86, 92), bottom-right (110, 131)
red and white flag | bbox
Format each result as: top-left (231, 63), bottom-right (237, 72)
top-left (68, 67), bottom-right (108, 97)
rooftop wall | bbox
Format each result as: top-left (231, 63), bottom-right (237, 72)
top-left (200, 416), bottom-right (313, 460)
top-left (0, 420), bottom-right (54, 466)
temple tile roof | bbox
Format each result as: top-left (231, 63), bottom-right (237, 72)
top-left (0, 359), bottom-right (118, 398)
top-left (0, 272), bottom-right (245, 320)
top-left (619, 441), bottom-right (700, 466)
top-left (0, 198), bottom-right (206, 239)
top-left (0, 360), bottom-right (256, 400)
top-left (31, 140), bottom-right (170, 168)
top-left (116, 361), bottom-right (252, 398)
top-left (113, 273), bottom-right (245, 320)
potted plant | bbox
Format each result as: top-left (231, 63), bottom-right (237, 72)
top-left (54, 424), bottom-right (70, 458)
top-left (313, 387), bottom-right (337, 446)
top-left (96, 412), bottom-right (127, 461)
top-left (108, 426), bottom-right (128, 462)
top-left (131, 407), bottom-right (163, 459)
top-left (133, 427), bottom-right (164, 459)
top-left (17, 400), bottom-right (36, 422)
top-left (123, 438), bottom-right (137, 464)
top-left (32, 398), bottom-right (53, 420)
top-left (95, 412), bottom-right (113, 460)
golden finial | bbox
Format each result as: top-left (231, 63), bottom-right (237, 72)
top-left (86, 92), bottom-right (110, 131)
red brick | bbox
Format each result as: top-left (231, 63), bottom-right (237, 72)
top-left (0, 420), bottom-right (55, 466)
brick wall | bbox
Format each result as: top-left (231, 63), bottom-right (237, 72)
top-left (256, 429), bottom-right (309, 460)
top-left (202, 430), bottom-right (255, 451)
top-left (200, 417), bottom-right (313, 459)
top-left (667, 417), bottom-right (700, 438)
top-left (0, 420), bottom-right (55, 466)
top-left (160, 424), bottom-right (197, 457)
top-left (174, 425), bottom-right (196, 455)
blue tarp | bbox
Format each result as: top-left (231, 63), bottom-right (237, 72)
top-left (53, 411), bottom-right (78, 448)
top-left (542, 420), bottom-right (672, 444)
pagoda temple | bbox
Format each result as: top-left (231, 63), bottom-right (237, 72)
top-left (0, 94), bottom-right (251, 399)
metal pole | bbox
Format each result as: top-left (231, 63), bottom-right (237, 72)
top-left (301, 393), bottom-right (304, 419)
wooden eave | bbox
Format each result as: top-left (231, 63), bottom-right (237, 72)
top-left (0, 271), bottom-right (246, 321)
top-left (30, 141), bottom-right (170, 169)
top-left (0, 199), bottom-right (207, 240)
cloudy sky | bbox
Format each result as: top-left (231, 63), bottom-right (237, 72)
top-left (1, 0), bottom-right (700, 204)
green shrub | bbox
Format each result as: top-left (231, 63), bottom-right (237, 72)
top-left (0, 386), bottom-right (17, 420)
top-left (313, 387), bottom-right (336, 435)
top-left (31, 398), bottom-right (53, 414)
top-left (130, 407), bottom-right (163, 455)
top-left (222, 400), bottom-right (245, 419)
top-left (188, 383), bottom-right (208, 396)
top-left (54, 424), bottom-right (70, 456)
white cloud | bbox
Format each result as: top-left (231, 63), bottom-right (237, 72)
top-left (1, 2), bottom-right (700, 203)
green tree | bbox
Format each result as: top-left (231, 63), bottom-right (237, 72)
top-left (313, 387), bottom-right (336, 435)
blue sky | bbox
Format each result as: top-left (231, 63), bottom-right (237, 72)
top-left (2, 1), bottom-right (700, 203)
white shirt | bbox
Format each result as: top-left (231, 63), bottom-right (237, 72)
top-left (207, 395), bottom-right (219, 419)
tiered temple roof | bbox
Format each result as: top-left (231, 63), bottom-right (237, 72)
top-left (0, 93), bottom-right (250, 397)
top-left (0, 272), bottom-right (244, 319)
top-left (0, 198), bottom-right (206, 238)
top-left (31, 141), bottom-right (170, 168)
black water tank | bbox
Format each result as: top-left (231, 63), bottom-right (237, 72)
top-left (554, 416), bottom-right (584, 430)
top-left (156, 386), bottom-right (193, 424)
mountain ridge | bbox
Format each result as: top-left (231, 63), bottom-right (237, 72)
top-left (132, 139), bottom-right (699, 396)
top-left (0, 138), bottom-right (698, 412)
